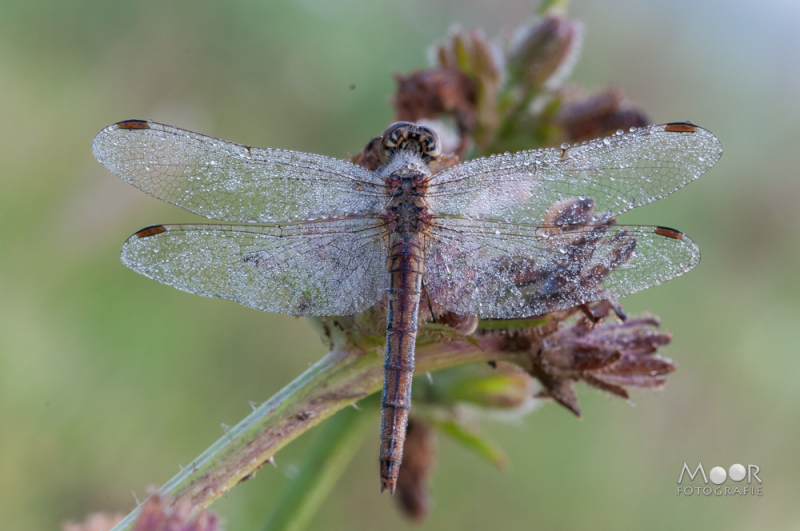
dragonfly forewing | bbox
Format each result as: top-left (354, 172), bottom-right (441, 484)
top-left (426, 123), bottom-right (722, 224)
top-left (121, 218), bottom-right (389, 316)
top-left (424, 217), bottom-right (700, 318)
top-left (92, 120), bottom-right (388, 223)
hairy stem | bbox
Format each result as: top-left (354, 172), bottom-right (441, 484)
top-left (262, 396), bottom-right (378, 531)
top-left (109, 325), bottom-right (526, 531)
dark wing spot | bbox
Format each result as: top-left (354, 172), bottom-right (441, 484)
top-left (664, 122), bottom-right (697, 133)
top-left (134, 225), bottom-right (167, 238)
top-left (115, 119), bottom-right (151, 130)
top-left (654, 226), bottom-right (685, 239)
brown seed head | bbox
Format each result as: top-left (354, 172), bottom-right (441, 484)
top-left (506, 16), bottom-right (583, 89)
top-left (394, 418), bottom-right (437, 523)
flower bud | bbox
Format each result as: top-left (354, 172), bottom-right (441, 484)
top-left (506, 16), bottom-right (583, 89)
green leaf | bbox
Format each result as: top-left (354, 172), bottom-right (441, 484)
top-left (432, 419), bottom-right (508, 470)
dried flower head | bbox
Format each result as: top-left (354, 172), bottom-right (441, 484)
top-left (528, 304), bottom-right (675, 416)
top-left (555, 87), bottom-right (649, 143)
top-left (394, 418), bottom-right (437, 523)
top-left (506, 16), bottom-right (583, 90)
top-left (390, 15), bottom-right (646, 155)
top-left (62, 513), bottom-right (124, 531)
top-left (133, 492), bottom-right (219, 531)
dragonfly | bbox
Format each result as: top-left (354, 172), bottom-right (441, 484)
top-left (92, 119), bottom-right (721, 494)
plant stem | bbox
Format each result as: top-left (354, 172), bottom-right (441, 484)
top-left (262, 396), bottom-right (378, 531)
top-left (109, 328), bottom-right (525, 531)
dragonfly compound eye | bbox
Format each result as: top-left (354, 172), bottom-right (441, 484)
top-left (379, 122), bottom-right (441, 164)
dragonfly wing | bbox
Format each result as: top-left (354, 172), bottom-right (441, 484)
top-left (424, 218), bottom-right (700, 318)
top-left (121, 218), bottom-right (388, 316)
top-left (92, 120), bottom-right (387, 223)
top-left (426, 123), bottom-right (722, 223)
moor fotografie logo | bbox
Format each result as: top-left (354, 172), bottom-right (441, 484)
top-left (677, 463), bottom-right (762, 496)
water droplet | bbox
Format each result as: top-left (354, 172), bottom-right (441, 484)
top-left (560, 142), bottom-right (570, 149)
top-left (699, 156), bottom-right (705, 161)
top-left (629, 126), bottom-right (637, 132)
top-left (603, 137), bottom-right (611, 145)
top-left (616, 129), bottom-right (624, 136)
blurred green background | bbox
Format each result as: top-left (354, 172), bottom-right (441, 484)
top-left (1, 0), bottom-right (798, 529)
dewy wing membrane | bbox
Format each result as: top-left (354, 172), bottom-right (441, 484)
top-left (426, 123), bottom-right (722, 224)
top-left (424, 219), bottom-right (701, 318)
top-left (92, 120), bottom-right (387, 223)
top-left (121, 218), bottom-right (389, 316)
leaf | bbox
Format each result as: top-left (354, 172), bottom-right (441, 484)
top-left (432, 419), bottom-right (509, 470)
top-left (477, 317), bottom-right (551, 330)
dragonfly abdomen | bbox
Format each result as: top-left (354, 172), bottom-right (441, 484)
top-left (380, 233), bottom-right (424, 494)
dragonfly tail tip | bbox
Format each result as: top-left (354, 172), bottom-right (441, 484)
top-left (380, 478), bottom-right (397, 495)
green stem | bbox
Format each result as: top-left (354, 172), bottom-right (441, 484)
top-left (536, 0), bottom-right (570, 16)
top-left (262, 396), bottom-right (378, 531)
top-left (109, 327), bottom-right (526, 531)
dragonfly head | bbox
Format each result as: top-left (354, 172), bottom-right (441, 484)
top-left (379, 122), bottom-right (441, 166)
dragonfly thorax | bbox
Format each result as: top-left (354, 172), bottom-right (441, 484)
top-left (375, 136), bottom-right (433, 235)
top-left (377, 149), bottom-right (433, 180)
top-left (376, 123), bottom-right (439, 220)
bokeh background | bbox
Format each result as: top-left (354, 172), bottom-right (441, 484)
top-left (1, 0), bottom-right (799, 529)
